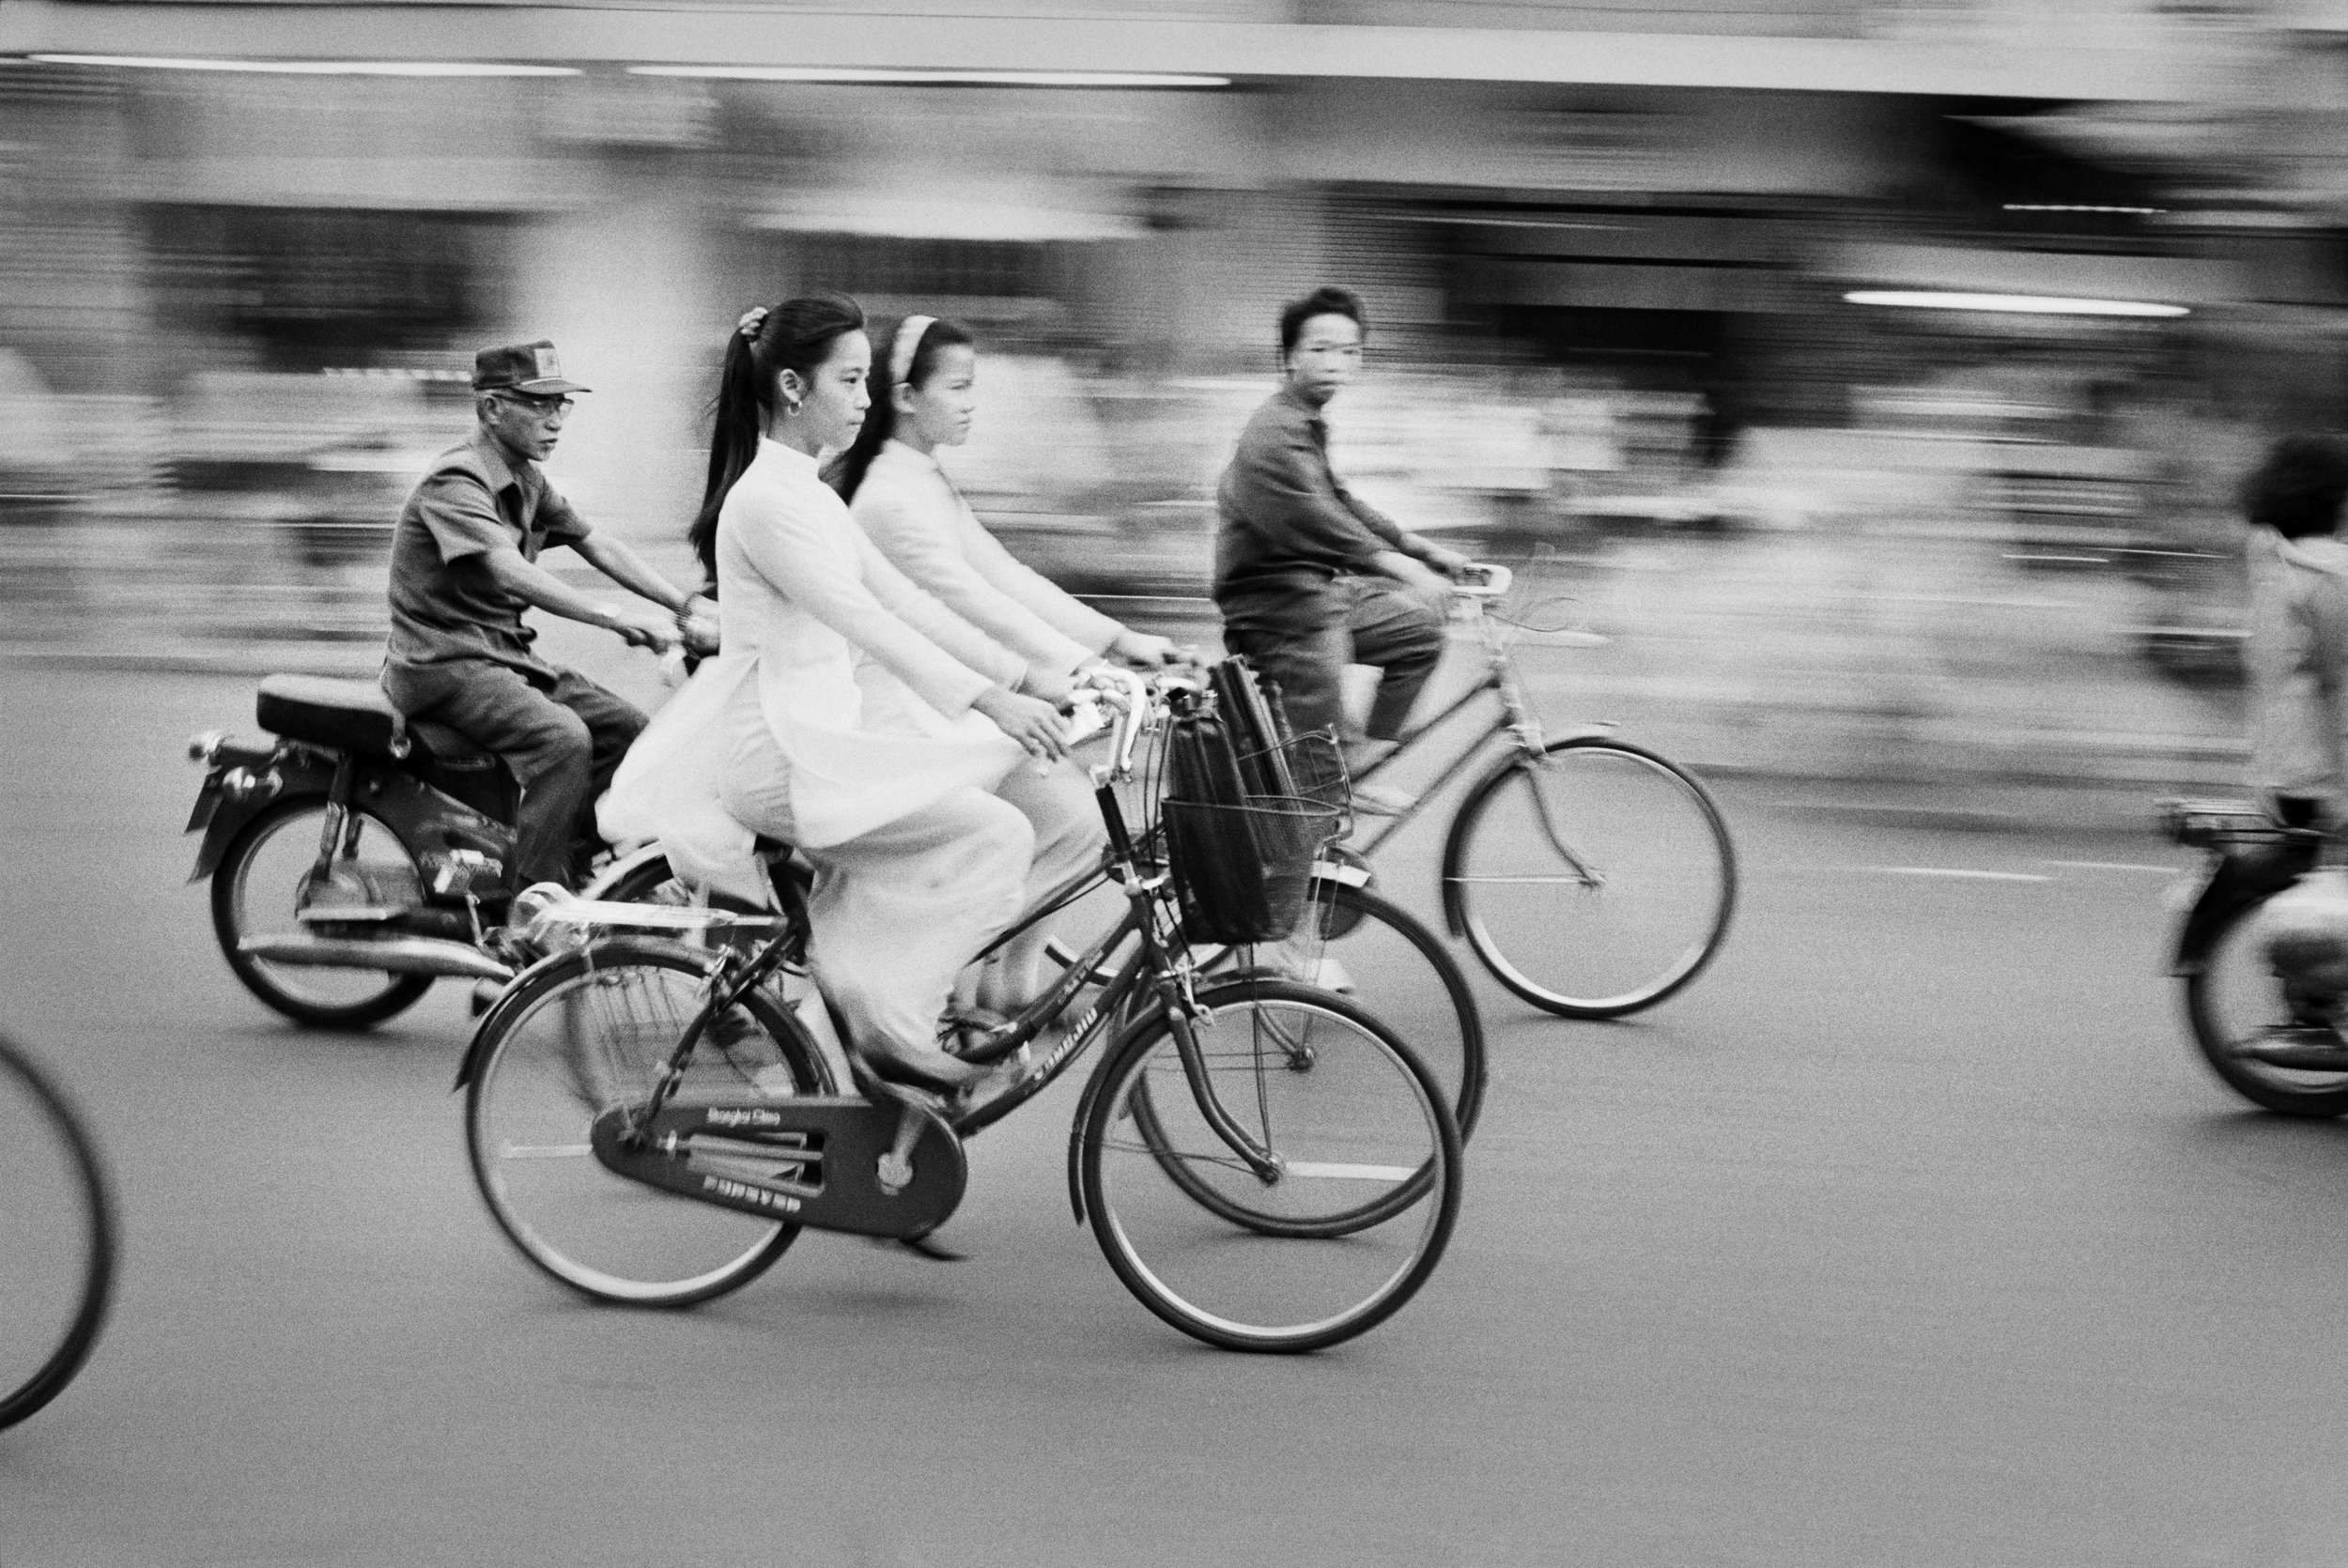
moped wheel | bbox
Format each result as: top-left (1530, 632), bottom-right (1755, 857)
top-left (466, 938), bottom-right (835, 1307)
top-left (2185, 894), bottom-right (2348, 1117)
top-left (1444, 738), bottom-right (1736, 1019)
top-left (210, 797), bottom-right (434, 1029)
top-left (1078, 980), bottom-right (1461, 1353)
top-left (0, 1033), bottom-right (116, 1430)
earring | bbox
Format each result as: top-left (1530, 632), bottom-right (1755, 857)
top-left (780, 394), bottom-right (803, 417)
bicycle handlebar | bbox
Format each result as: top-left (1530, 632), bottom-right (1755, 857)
top-left (1452, 562), bottom-right (1511, 601)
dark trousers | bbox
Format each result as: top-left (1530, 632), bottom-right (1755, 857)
top-left (1224, 575), bottom-right (1446, 745)
top-left (382, 659), bottom-right (647, 891)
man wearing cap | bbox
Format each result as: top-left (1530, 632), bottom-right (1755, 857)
top-left (381, 339), bottom-right (712, 898)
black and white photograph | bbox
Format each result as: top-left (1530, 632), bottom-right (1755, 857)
top-left (5, 2), bottom-right (2346, 1562)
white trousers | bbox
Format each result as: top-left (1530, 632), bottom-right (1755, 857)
top-left (718, 686), bottom-right (1104, 1055)
top-left (972, 761), bottom-right (1109, 1018)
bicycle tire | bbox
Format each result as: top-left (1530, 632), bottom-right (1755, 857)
top-left (465, 937), bottom-right (833, 1307)
top-left (2185, 894), bottom-right (2348, 1117)
top-left (1076, 979), bottom-right (1461, 1353)
top-left (1443, 737), bottom-right (1737, 1019)
top-left (0, 1032), bottom-right (118, 1429)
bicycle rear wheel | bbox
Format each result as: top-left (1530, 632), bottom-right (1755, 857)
top-left (465, 939), bottom-right (833, 1307)
top-left (1444, 737), bottom-right (1736, 1019)
top-left (1077, 980), bottom-right (1461, 1353)
top-left (0, 1033), bottom-right (117, 1429)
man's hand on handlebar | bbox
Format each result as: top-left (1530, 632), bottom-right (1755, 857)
top-left (1374, 551), bottom-right (1453, 618)
top-left (1418, 543), bottom-right (1475, 580)
top-left (599, 603), bottom-right (677, 654)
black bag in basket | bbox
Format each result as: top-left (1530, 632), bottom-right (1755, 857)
top-left (1161, 669), bottom-right (1341, 944)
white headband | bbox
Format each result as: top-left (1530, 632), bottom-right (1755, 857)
top-left (889, 315), bottom-right (937, 386)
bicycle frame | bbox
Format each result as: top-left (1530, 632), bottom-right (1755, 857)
top-left (613, 683), bottom-right (1285, 1187)
top-left (1345, 599), bottom-right (1552, 856)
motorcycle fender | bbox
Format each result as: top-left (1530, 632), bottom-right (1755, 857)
top-left (186, 747), bottom-right (336, 884)
top-left (2171, 843), bottom-right (2318, 976)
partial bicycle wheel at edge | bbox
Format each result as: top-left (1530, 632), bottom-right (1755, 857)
top-left (0, 1033), bottom-right (117, 1430)
top-left (1444, 737), bottom-right (1736, 1019)
top-left (2185, 892), bottom-right (2348, 1117)
top-left (465, 937), bottom-right (833, 1307)
top-left (1076, 979), bottom-right (1461, 1353)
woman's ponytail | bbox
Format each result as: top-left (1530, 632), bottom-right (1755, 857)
top-left (691, 292), bottom-right (867, 585)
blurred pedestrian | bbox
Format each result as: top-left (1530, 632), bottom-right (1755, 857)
top-left (1213, 285), bottom-right (1469, 808)
top-left (2232, 432), bottom-right (2348, 1067)
top-left (379, 339), bottom-right (703, 897)
top-left (2242, 433), bottom-right (2348, 830)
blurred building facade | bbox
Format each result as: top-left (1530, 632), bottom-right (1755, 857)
top-left (7, 0), bottom-right (2348, 776)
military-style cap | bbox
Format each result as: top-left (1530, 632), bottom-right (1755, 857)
top-left (471, 339), bottom-right (591, 396)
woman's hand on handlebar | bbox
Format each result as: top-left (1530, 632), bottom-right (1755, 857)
top-left (1019, 665), bottom-right (1077, 706)
top-left (1109, 629), bottom-right (1188, 668)
top-left (973, 684), bottom-right (1071, 765)
top-left (673, 595), bottom-right (721, 657)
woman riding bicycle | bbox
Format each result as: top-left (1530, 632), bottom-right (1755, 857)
top-left (633, 294), bottom-right (1086, 1093)
top-left (832, 312), bottom-right (1184, 1024)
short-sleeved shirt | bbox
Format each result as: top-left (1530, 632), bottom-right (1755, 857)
top-left (385, 433), bottom-right (590, 675)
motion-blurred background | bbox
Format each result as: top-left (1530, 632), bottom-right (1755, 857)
top-left (2, 0), bottom-right (2337, 784)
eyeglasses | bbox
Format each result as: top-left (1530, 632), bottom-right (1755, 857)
top-left (494, 392), bottom-right (574, 419)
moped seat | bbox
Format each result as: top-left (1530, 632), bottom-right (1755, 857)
top-left (255, 674), bottom-right (494, 767)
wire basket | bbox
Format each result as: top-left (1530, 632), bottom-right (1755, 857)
top-left (1162, 794), bottom-right (1343, 945)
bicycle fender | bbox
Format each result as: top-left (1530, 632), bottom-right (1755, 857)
top-left (1064, 1002), bottom-right (1169, 1227)
top-left (2171, 842), bottom-right (2317, 977)
top-left (186, 749), bottom-right (336, 884)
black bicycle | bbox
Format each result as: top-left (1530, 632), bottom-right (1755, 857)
top-left (1, 1030), bottom-right (118, 1429)
top-left (460, 669), bottom-right (1462, 1353)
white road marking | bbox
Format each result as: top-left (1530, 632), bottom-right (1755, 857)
top-left (2045, 860), bottom-right (2178, 874)
top-left (1283, 1161), bottom-right (1416, 1181)
top-left (1873, 867), bottom-right (2051, 883)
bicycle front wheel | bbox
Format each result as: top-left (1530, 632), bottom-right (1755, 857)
top-left (465, 939), bottom-right (833, 1307)
top-left (1444, 738), bottom-right (1736, 1019)
top-left (1077, 980), bottom-right (1461, 1353)
top-left (0, 1033), bottom-right (117, 1429)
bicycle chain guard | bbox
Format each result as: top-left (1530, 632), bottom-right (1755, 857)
top-left (590, 1096), bottom-right (967, 1240)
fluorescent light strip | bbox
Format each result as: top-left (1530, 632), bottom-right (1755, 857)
top-left (2003, 204), bottom-right (2165, 215)
top-left (1844, 290), bottom-right (2189, 317)
top-left (628, 65), bottom-right (1228, 87)
top-left (28, 54), bottom-right (578, 76)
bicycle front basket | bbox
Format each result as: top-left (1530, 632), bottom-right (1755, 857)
top-left (1162, 794), bottom-right (1342, 945)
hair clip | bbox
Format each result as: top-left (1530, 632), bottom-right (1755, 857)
top-left (737, 306), bottom-right (769, 340)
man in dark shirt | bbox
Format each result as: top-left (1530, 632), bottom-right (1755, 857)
top-left (381, 339), bottom-right (710, 895)
top-left (1215, 287), bottom-right (1468, 800)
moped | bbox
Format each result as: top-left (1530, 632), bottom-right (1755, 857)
top-left (185, 672), bottom-right (669, 1029)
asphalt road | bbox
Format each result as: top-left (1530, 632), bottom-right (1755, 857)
top-left (4, 661), bottom-right (2342, 1568)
